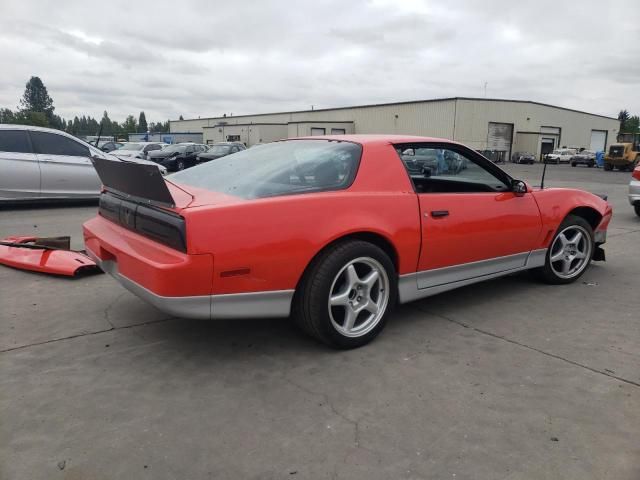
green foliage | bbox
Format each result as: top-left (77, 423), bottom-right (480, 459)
top-left (122, 115), bottom-right (137, 133)
top-left (138, 111), bottom-right (148, 133)
top-left (619, 109), bottom-right (639, 133)
top-left (19, 76), bottom-right (55, 119)
top-left (622, 115), bottom-right (640, 134)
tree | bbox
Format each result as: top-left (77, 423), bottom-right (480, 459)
top-left (122, 115), bottom-right (137, 133)
top-left (22, 111), bottom-right (48, 127)
top-left (618, 109), bottom-right (630, 132)
top-left (179, 115), bottom-right (184, 120)
top-left (0, 108), bottom-right (17, 124)
top-left (138, 111), bottom-right (148, 133)
top-left (625, 115), bottom-right (640, 134)
top-left (19, 76), bottom-right (55, 123)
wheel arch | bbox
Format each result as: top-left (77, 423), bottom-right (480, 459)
top-left (294, 231), bottom-right (400, 293)
top-left (566, 206), bottom-right (602, 231)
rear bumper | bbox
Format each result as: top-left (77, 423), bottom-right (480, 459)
top-left (83, 216), bottom-right (293, 319)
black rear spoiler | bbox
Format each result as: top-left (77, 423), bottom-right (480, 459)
top-left (91, 156), bottom-right (176, 208)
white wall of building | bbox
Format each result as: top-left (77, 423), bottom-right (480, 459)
top-left (172, 98), bottom-right (618, 155)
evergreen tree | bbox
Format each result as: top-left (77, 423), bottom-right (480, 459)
top-left (19, 76), bottom-right (55, 123)
top-left (138, 111), bottom-right (148, 133)
top-left (618, 109), bottom-right (630, 132)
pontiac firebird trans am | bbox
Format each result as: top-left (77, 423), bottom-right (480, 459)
top-left (83, 135), bottom-right (612, 348)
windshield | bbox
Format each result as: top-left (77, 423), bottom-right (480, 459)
top-left (170, 140), bottom-right (362, 199)
top-left (206, 145), bottom-right (231, 155)
top-left (119, 143), bottom-right (144, 151)
top-left (162, 144), bottom-right (187, 153)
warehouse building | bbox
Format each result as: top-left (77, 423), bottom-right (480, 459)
top-left (169, 97), bottom-right (619, 161)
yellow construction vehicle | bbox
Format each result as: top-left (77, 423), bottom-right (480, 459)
top-left (604, 132), bottom-right (640, 171)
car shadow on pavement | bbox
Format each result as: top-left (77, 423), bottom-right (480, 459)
top-left (115, 270), bottom-right (556, 359)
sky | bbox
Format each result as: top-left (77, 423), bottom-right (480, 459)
top-left (0, 0), bottom-right (638, 124)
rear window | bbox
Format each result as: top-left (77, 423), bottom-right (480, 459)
top-left (169, 139), bottom-right (362, 199)
top-left (609, 146), bottom-right (624, 156)
top-left (0, 130), bottom-right (32, 153)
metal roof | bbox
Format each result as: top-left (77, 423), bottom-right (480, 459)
top-left (173, 97), bottom-right (617, 123)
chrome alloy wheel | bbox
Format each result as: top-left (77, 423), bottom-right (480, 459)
top-left (328, 257), bottom-right (390, 338)
top-left (549, 225), bottom-right (592, 279)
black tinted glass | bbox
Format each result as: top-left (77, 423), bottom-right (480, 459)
top-left (0, 130), bottom-right (32, 153)
top-left (31, 131), bottom-right (90, 157)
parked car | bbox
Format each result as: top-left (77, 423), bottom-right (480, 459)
top-left (197, 142), bottom-right (246, 163)
top-left (511, 152), bottom-right (536, 164)
top-left (90, 140), bottom-right (123, 152)
top-left (111, 142), bottom-right (166, 160)
top-left (84, 135), bottom-right (612, 349)
top-left (544, 149), bottom-right (576, 164)
top-left (571, 150), bottom-right (596, 168)
top-left (630, 164), bottom-right (640, 217)
top-left (148, 143), bottom-right (207, 171)
top-left (0, 124), bottom-right (166, 203)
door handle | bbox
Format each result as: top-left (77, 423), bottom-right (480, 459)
top-left (430, 210), bottom-right (450, 218)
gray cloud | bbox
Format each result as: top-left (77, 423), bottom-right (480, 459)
top-left (0, 0), bottom-right (638, 124)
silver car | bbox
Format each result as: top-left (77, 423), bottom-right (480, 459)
top-left (630, 165), bottom-right (640, 217)
top-left (0, 125), bottom-right (165, 203)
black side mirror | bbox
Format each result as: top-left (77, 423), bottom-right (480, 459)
top-left (512, 179), bottom-right (527, 195)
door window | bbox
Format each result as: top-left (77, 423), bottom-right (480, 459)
top-left (0, 130), bottom-right (32, 153)
top-left (31, 131), bottom-right (90, 157)
top-left (396, 145), bottom-right (510, 193)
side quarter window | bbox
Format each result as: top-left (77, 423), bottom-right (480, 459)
top-left (395, 144), bottom-right (511, 194)
top-left (31, 131), bottom-right (90, 157)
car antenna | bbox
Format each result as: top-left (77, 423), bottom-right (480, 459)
top-left (540, 159), bottom-right (548, 189)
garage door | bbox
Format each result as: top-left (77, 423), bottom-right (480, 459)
top-left (487, 122), bottom-right (513, 163)
top-left (590, 130), bottom-right (607, 152)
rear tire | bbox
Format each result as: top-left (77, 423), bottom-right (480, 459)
top-left (604, 163), bottom-right (612, 171)
top-left (531, 215), bottom-right (594, 285)
top-left (588, 161), bottom-right (594, 168)
top-left (635, 205), bottom-right (640, 217)
top-left (571, 162), bottom-right (577, 167)
top-left (292, 240), bottom-right (397, 349)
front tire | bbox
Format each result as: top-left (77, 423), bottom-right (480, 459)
top-left (604, 163), bottom-right (612, 171)
top-left (532, 215), bottom-right (594, 284)
top-left (292, 240), bottom-right (397, 349)
top-left (635, 204), bottom-right (640, 217)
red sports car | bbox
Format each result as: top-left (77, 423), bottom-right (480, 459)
top-left (83, 135), bottom-right (612, 348)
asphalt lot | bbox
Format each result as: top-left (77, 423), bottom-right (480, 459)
top-left (1, 163), bottom-right (638, 480)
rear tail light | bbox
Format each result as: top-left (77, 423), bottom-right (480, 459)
top-left (99, 192), bottom-right (186, 252)
top-left (633, 168), bottom-right (640, 181)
